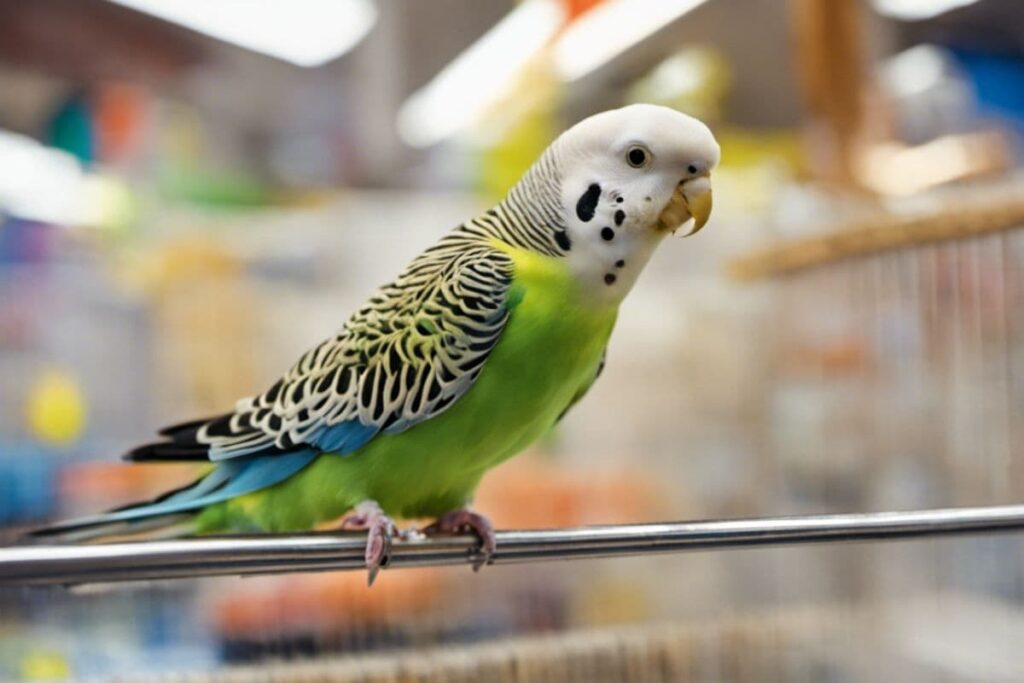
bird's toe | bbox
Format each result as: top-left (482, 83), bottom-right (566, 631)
top-left (424, 508), bottom-right (496, 571)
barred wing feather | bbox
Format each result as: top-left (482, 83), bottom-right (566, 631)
top-left (128, 234), bottom-right (516, 463)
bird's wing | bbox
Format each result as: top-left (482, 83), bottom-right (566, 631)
top-left (128, 234), bottom-right (516, 463)
top-left (555, 349), bottom-right (606, 424)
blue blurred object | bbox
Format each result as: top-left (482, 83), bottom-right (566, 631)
top-left (950, 47), bottom-right (1024, 136)
top-left (45, 91), bottom-right (95, 166)
top-left (0, 442), bottom-right (59, 525)
top-left (0, 215), bottom-right (57, 264)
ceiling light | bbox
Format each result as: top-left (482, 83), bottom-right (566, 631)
top-left (552, 0), bottom-right (710, 82)
top-left (397, 0), bottom-right (564, 148)
top-left (872, 0), bottom-right (979, 21)
top-left (104, 0), bottom-right (377, 67)
top-left (0, 131), bottom-right (85, 225)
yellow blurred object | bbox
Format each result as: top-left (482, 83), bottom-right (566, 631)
top-left (479, 101), bottom-right (558, 199)
top-left (629, 47), bottom-right (732, 123)
top-left (81, 173), bottom-right (138, 233)
top-left (160, 102), bottom-right (204, 169)
top-left (574, 577), bottom-right (655, 625)
top-left (19, 650), bottom-right (71, 681)
top-left (25, 369), bottom-right (87, 447)
top-left (477, 58), bottom-right (561, 199)
top-left (713, 126), bottom-right (802, 171)
top-left (126, 238), bottom-right (242, 294)
top-left (124, 239), bottom-right (259, 413)
top-left (697, 127), bottom-right (802, 216)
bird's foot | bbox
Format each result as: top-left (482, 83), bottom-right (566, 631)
top-left (340, 500), bottom-right (397, 587)
top-left (422, 508), bottom-right (496, 572)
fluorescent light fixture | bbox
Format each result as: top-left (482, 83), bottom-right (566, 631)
top-left (872, 0), bottom-right (979, 21)
top-left (397, 0), bottom-right (564, 148)
top-left (104, 0), bottom-right (377, 67)
top-left (0, 131), bottom-right (86, 225)
top-left (0, 132), bottom-right (132, 228)
top-left (553, 0), bottom-right (710, 82)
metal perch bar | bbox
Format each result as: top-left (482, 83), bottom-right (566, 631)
top-left (4, 504), bottom-right (1024, 586)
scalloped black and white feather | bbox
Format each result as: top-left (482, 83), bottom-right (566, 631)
top-left (127, 144), bottom-right (568, 464)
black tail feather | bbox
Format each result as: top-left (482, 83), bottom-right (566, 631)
top-left (124, 413), bottom-right (230, 462)
top-left (124, 442), bottom-right (210, 462)
top-left (158, 415), bottom-right (221, 438)
top-left (27, 472), bottom-right (211, 541)
top-left (27, 513), bottom-right (194, 543)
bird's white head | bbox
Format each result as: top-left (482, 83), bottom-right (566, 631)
top-left (526, 104), bottom-right (719, 301)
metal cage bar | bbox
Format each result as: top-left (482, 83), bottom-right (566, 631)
top-left (4, 503), bottom-right (1024, 586)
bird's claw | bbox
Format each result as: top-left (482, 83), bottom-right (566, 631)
top-left (423, 509), bottom-right (496, 571)
top-left (340, 500), bottom-right (397, 587)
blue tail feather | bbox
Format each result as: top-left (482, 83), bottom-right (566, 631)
top-left (33, 449), bottom-right (320, 536)
top-left (310, 420), bottom-right (378, 453)
top-left (32, 416), bottom-right (383, 539)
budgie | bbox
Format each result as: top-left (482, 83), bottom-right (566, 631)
top-left (34, 105), bottom-right (719, 584)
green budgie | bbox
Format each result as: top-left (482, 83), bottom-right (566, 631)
top-left (35, 105), bottom-right (719, 584)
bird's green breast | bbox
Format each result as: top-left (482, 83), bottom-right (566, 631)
top-left (198, 244), bottom-right (616, 532)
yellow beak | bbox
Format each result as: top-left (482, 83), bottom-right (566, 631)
top-left (679, 175), bottom-right (712, 237)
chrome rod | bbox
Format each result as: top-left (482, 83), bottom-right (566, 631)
top-left (4, 504), bottom-right (1024, 586)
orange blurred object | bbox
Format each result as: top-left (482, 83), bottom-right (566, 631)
top-left (213, 568), bottom-right (443, 638)
top-left (95, 83), bottom-right (148, 165)
top-left (474, 451), bottom-right (670, 528)
top-left (562, 0), bottom-right (603, 21)
top-left (57, 461), bottom-right (200, 516)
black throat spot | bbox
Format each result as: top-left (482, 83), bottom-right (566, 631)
top-left (554, 230), bottom-right (572, 251)
top-left (576, 183), bottom-right (601, 222)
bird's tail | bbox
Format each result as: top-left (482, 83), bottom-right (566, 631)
top-left (25, 448), bottom-right (321, 544)
top-left (27, 513), bottom-right (197, 544)
top-left (25, 478), bottom-right (206, 544)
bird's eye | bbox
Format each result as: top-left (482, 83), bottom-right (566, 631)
top-left (626, 145), bottom-right (650, 168)
top-left (687, 163), bottom-right (699, 175)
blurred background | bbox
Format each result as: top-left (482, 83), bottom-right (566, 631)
top-left (2, 0), bottom-right (1024, 680)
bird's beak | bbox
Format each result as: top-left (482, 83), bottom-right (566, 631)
top-left (678, 175), bottom-right (712, 237)
top-left (656, 174), bottom-right (713, 237)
